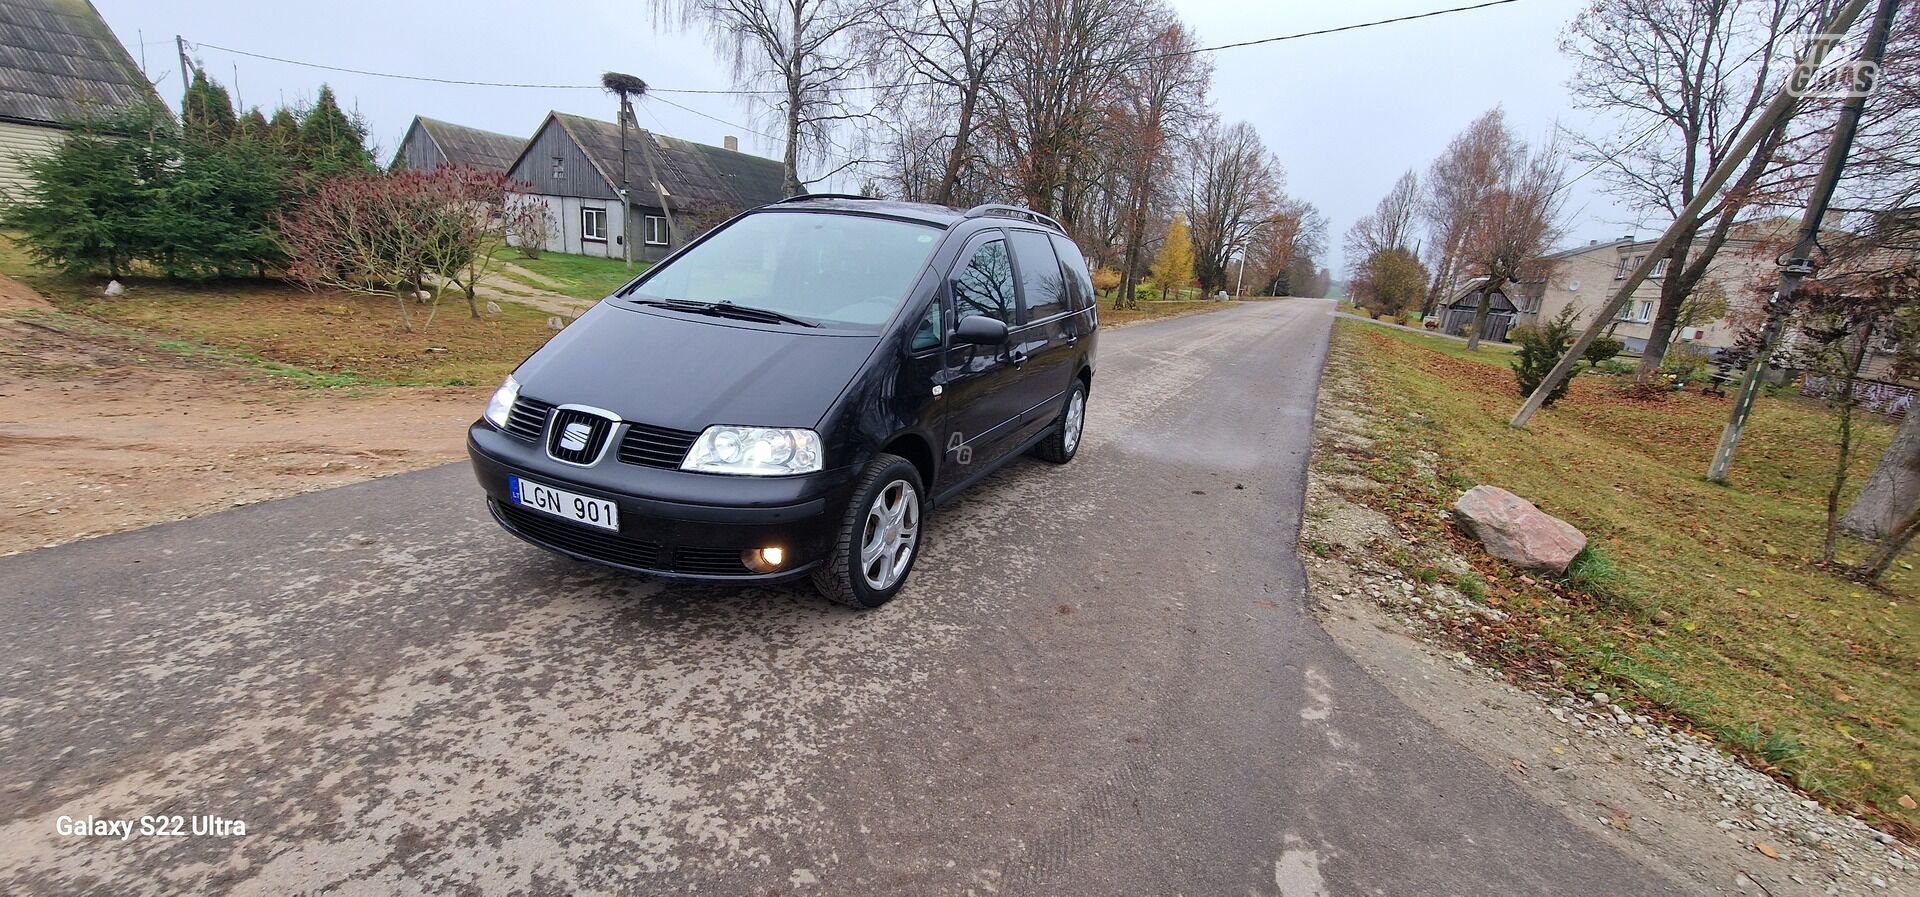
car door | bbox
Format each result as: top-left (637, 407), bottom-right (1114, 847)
top-left (935, 231), bottom-right (1026, 493)
top-left (1005, 228), bottom-right (1077, 443)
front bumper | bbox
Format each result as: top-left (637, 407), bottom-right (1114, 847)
top-left (468, 422), bottom-right (855, 583)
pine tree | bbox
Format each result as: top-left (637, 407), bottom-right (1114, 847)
top-left (1149, 214), bottom-right (1195, 299)
top-left (297, 85), bottom-right (374, 177)
top-left (238, 107), bottom-right (270, 141)
top-left (265, 107), bottom-right (300, 150)
top-left (181, 68), bottom-right (238, 144)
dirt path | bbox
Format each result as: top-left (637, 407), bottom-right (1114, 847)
top-left (0, 278), bottom-right (485, 556)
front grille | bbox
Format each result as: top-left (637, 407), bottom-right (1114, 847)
top-left (672, 546), bottom-right (754, 576)
top-left (503, 396), bottom-right (554, 442)
top-left (496, 502), bottom-right (662, 569)
top-left (618, 422), bottom-right (700, 469)
top-left (546, 407), bottom-right (617, 465)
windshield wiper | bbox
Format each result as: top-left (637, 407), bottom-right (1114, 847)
top-left (633, 297), bottom-right (819, 328)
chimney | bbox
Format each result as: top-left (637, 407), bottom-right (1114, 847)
top-left (723, 135), bottom-right (738, 152)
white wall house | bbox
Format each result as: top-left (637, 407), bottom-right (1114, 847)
top-left (0, 0), bottom-right (155, 198)
top-left (1528, 225), bottom-right (1786, 354)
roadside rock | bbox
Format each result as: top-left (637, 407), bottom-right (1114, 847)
top-left (1452, 485), bottom-right (1587, 573)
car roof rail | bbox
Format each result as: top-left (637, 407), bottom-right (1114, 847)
top-left (774, 193), bottom-right (881, 204)
top-left (962, 203), bottom-right (1065, 233)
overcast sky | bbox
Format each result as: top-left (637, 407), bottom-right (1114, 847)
top-left (96, 0), bottom-right (1649, 273)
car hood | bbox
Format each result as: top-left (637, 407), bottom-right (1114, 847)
top-left (513, 302), bottom-right (880, 432)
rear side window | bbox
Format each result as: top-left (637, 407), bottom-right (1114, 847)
top-left (951, 239), bottom-right (1017, 326)
top-left (1009, 230), bottom-right (1067, 321)
top-left (1049, 233), bottom-right (1094, 311)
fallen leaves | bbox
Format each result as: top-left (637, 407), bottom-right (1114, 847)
top-left (1754, 842), bottom-right (1781, 859)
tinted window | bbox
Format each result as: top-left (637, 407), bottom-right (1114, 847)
top-left (628, 211), bottom-right (940, 328)
top-left (1049, 233), bottom-right (1094, 311)
top-left (951, 239), bottom-right (1016, 326)
top-left (910, 299), bottom-right (942, 351)
top-left (1010, 230), bottom-right (1067, 321)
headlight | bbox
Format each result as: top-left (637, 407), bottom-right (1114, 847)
top-left (484, 375), bottom-right (519, 428)
top-left (682, 426), bottom-right (822, 475)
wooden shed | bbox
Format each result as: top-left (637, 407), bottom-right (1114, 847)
top-left (390, 116), bottom-right (524, 175)
top-left (1436, 280), bottom-right (1521, 343)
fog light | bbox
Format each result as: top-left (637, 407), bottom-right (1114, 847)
top-left (742, 546), bottom-right (785, 573)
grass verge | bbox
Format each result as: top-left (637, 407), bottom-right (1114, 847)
top-left (1100, 298), bottom-right (1239, 327)
top-left (497, 250), bottom-right (646, 301)
top-left (1326, 318), bottom-right (1917, 837)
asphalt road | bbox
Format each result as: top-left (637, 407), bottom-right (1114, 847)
top-left (0, 299), bottom-right (1678, 896)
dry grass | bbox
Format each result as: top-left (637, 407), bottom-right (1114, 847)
top-left (1330, 320), bottom-right (1917, 837)
top-left (1100, 297), bottom-right (1239, 327)
top-left (0, 237), bottom-right (557, 387)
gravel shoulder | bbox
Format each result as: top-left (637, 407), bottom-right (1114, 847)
top-left (1303, 325), bottom-right (1919, 896)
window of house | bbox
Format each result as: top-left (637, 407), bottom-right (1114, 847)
top-left (1617, 254), bottom-right (1646, 279)
top-left (551, 156), bottom-right (565, 179)
top-left (1649, 257), bottom-right (1669, 278)
top-left (1633, 299), bottom-right (1654, 323)
top-left (582, 207), bottom-right (608, 242)
top-left (951, 239), bottom-right (1016, 326)
top-left (1009, 230), bottom-right (1067, 321)
top-left (645, 215), bottom-right (669, 246)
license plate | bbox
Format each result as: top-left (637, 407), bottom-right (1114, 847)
top-left (509, 475), bottom-right (619, 531)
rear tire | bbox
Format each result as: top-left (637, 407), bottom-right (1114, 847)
top-left (1033, 380), bottom-right (1087, 464)
top-left (811, 454), bottom-right (925, 608)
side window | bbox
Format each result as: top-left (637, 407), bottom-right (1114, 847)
top-left (951, 238), bottom-right (1016, 326)
top-left (1009, 230), bottom-right (1066, 321)
top-left (910, 299), bottom-right (942, 351)
top-left (1049, 233), bottom-right (1094, 311)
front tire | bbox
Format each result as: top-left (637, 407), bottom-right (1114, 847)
top-left (811, 454), bottom-right (925, 608)
top-left (1033, 380), bottom-right (1087, 464)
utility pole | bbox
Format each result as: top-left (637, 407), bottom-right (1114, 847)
top-left (1509, 0), bottom-right (1872, 428)
top-left (175, 35), bottom-right (191, 102)
top-left (1707, 0), bottom-right (1900, 482)
top-left (618, 98), bottom-right (633, 271)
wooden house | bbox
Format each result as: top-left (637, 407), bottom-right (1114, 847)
top-left (504, 111), bottom-right (786, 261)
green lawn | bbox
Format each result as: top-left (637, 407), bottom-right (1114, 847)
top-left (1325, 319), bottom-right (1917, 838)
top-left (498, 250), bottom-right (647, 301)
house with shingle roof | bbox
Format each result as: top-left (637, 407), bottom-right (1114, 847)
top-left (0, 0), bottom-right (155, 195)
top-left (505, 110), bottom-right (787, 261)
top-left (391, 116), bottom-right (524, 175)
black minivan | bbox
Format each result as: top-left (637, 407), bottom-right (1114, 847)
top-left (468, 196), bottom-right (1098, 607)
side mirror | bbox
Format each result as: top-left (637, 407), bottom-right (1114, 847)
top-left (954, 315), bottom-right (1009, 346)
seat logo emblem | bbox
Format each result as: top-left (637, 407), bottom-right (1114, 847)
top-left (559, 422), bottom-right (593, 452)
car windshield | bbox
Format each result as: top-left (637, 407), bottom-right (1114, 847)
top-left (625, 210), bottom-right (942, 328)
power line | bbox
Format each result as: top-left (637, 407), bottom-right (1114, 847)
top-left (184, 0), bottom-right (1533, 97)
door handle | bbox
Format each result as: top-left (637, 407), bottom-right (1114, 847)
top-left (1066, 334), bottom-right (1080, 347)
top-left (1008, 349), bottom-right (1028, 367)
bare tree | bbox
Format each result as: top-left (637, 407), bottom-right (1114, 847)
top-left (1187, 120), bottom-right (1283, 295)
top-left (985, 0), bottom-right (1140, 222)
top-left (277, 170), bottom-right (466, 332)
top-left (1457, 129), bottom-right (1568, 350)
top-left (1562, 0), bottom-right (1824, 376)
top-left (1422, 109), bottom-right (1509, 316)
top-left (1110, 10), bottom-right (1210, 307)
top-left (652, 0), bottom-right (889, 195)
top-left (873, 0), bottom-right (1013, 205)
